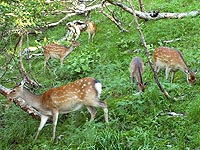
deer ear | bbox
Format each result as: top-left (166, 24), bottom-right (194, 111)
top-left (184, 69), bottom-right (190, 74)
top-left (20, 79), bottom-right (26, 87)
top-left (194, 68), bottom-right (198, 74)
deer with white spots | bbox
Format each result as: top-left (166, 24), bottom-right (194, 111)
top-left (7, 77), bottom-right (108, 141)
top-left (130, 57), bottom-right (147, 92)
top-left (43, 40), bottom-right (80, 68)
top-left (153, 46), bottom-right (197, 85)
top-left (66, 20), bottom-right (96, 42)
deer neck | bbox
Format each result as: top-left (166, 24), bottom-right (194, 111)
top-left (21, 88), bottom-right (42, 109)
top-left (178, 63), bottom-right (190, 73)
top-left (64, 45), bottom-right (74, 57)
top-left (137, 65), bottom-right (143, 84)
top-left (177, 50), bottom-right (190, 73)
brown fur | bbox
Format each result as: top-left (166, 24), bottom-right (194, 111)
top-left (7, 77), bottom-right (108, 141)
top-left (86, 21), bottom-right (97, 42)
top-left (130, 57), bottom-right (147, 92)
top-left (43, 41), bottom-right (80, 67)
top-left (153, 46), bottom-right (197, 85)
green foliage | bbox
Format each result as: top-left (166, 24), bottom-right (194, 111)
top-left (1, 0), bottom-right (200, 149)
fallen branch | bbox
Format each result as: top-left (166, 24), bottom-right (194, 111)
top-left (155, 111), bottom-right (184, 119)
top-left (47, 3), bottom-right (108, 28)
top-left (107, 0), bottom-right (199, 21)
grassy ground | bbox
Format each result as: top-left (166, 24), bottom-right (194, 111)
top-left (1, 0), bottom-right (200, 149)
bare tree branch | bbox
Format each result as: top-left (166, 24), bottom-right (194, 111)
top-left (19, 32), bottom-right (40, 86)
top-left (100, 1), bottom-right (128, 32)
top-left (47, 3), bottom-right (107, 28)
top-left (138, 0), bottom-right (145, 12)
top-left (107, 0), bottom-right (199, 20)
top-left (128, 0), bottom-right (171, 99)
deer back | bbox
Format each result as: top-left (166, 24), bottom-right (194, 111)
top-left (43, 44), bottom-right (66, 58)
top-left (44, 41), bottom-right (79, 60)
top-left (154, 47), bottom-right (188, 71)
top-left (41, 77), bottom-right (102, 111)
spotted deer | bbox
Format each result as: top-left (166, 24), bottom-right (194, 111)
top-left (43, 40), bottom-right (80, 68)
top-left (130, 57), bottom-right (147, 92)
top-left (85, 20), bottom-right (97, 42)
top-left (7, 77), bottom-right (108, 141)
top-left (66, 20), bottom-right (96, 42)
top-left (66, 21), bottom-right (87, 41)
top-left (153, 46), bottom-right (197, 85)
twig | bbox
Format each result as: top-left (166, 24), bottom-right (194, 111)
top-left (18, 31), bottom-right (40, 86)
top-left (155, 111), bottom-right (185, 119)
top-left (163, 38), bottom-right (181, 44)
top-left (100, 1), bottom-right (128, 32)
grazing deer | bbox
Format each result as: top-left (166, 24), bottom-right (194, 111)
top-left (130, 57), bottom-right (147, 92)
top-left (7, 77), bottom-right (108, 141)
top-left (43, 40), bottom-right (80, 68)
top-left (153, 46), bottom-right (197, 85)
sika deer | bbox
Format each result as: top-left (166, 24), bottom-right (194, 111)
top-left (153, 46), bottom-right (197, 85)
top-left (66, 20), bottom-right (96, 42)
top-left (43, 40), bottom-right (80, 68)
top-left (85, 20), bottom-right (97, 42)
top-left (130, 57), bottom-right (147, 92)
top-left (66, 21), bottom-right (87, 41)
top-left (7, 77), bottom-right (108, 141)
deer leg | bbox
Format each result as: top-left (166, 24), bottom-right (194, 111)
top-left (165, 67), bottom-right (171, 80)
top-left (88, 32), bottom-right (91, 43)
top-left (52, 110), bottom-right (59, 141)
top-left (60, 58), bottom-right (64, 66)
top-left (87, 106), bottom-right (97, 121)
top-left (35, 115), bottom-right (49, 141)
top-left (171, 71), bottom-right (176, 83)
top-left (97, 101), bottom-right (108, 123)
top-left (91, 33), bottom-right (95, 42)
top-left (44, 56), bottom-right (50, 68)
top-left (154, 64), bottom-right (158, 72)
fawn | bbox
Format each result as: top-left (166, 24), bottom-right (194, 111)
top-left (153, 46), bottom-right (197, 85)
top-left (43, 40), bottom-right (80, 68)
top-left (85, 20), bottom-right (97, 42)
top-left (130, 57), bottom-right (147, 92)
top-left (7, 77), bottom-right (108, 141)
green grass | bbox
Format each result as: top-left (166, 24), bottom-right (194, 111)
top-left (1, 0), bottom-right (200, 149)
